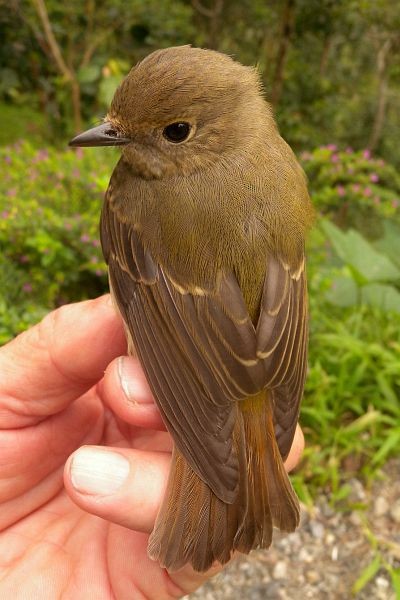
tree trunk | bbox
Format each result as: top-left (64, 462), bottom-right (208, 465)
top-left (270, 0), bottom-right (296, 106)
top-left (71, 79), bottom-right (83, 133)
top-left (367, 38), bottom-right (392, 152)
top-left (191, 0), bottom-right (224, 50)
top-left (31, 0), bottom-right (82, 132)
top-left (319, 35), bottom-right (333, 76)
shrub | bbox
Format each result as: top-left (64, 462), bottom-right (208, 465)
top-left (301, 145), bottom-right (400, 239)
top-left (0, 141), bottom-right (116, 340)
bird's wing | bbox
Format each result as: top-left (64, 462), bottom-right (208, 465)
top-left (256, 255), bottom-right (308, 459)
top-left (101, 200), bottom-right (308, 501)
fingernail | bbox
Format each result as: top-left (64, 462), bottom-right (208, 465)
top-left (118, 356), bottom-right (153, 404)
top-left (70, 447), bottom-right (129, 495)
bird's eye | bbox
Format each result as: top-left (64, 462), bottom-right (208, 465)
top-left (163, 122), bottom-right (191, 143)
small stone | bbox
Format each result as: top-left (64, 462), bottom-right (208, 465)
top-left (272, 560), bottom-right (287, 580)
top-left (287, 531), bottom-right (301, 549)
top-left (331, 546), bottom-right (339, 561)
top-left (305, 570), bottom-right (319, 584)
top-left (325, 533), bottom-right (335, 544)
top-left (262, 582), bottom-right (282, 599)
top-left (349, 511), bottom-right (363, 526)
top-left (374, 496), bottom-right (389, 517)
top-left (390, 499), bottom-right (400, 523)
top-left (376, 576), bottom-right (389, 588)
top-left (348, 478), bottom-right (366, 501)
top-left (309, 520), bottom-right (325, 539)
top-left (298, 547), bottom-right (313, 563)
top-left (320, 501), bottom-right (335, 518)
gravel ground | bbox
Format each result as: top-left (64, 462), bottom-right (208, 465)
top-left (189, 459), bottom-right (400, 599)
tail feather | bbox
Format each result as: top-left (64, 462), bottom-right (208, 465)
top-left (148, 398), bottom-right (300, 572)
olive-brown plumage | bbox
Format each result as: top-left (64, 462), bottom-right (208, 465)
top-left (69, 45), bottom-right (314, 572)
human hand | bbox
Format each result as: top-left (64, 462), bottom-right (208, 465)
top-left (0, 295), bottom-right (304, 599)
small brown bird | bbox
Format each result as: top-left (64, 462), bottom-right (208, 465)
top-left (69, 46), bottom-right (314, 573)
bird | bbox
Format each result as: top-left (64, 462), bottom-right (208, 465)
top-left (69, 45), bottom-right (314, 573)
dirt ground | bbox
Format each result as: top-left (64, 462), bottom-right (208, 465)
top-left (190, 459), bottom-right (400, 599)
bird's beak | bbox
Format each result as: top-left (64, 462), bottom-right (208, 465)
top-left (68, 122), bottom-right (131, 147)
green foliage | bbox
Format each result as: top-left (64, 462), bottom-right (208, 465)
top-left (2, 1), bottom-right (400, 164)
top-left (0, 141), bottom-right (115, 341)
top-left (302, 146), bottom-right (400, 236)
top-left (320, 220), bottom-right (400, 312)
top-left (293, 177), bottom-right (400, 504)
top-left (295, 304), bottom-right (400, 502)
top-left (0, 103), bottom-right (47, 147)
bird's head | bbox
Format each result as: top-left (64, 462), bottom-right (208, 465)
top-left (69, 46), bottom-right (273, 179)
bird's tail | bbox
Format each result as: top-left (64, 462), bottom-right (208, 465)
top-left (148, 398), bottom-right (300, 572)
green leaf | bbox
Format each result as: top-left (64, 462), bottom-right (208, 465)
top-left (98, 75), bottom-right (123, 107)
top-left (352, 555), bottom-right (381, 594)
top-left (374, 220), bottom-right (400, 269)
top-left (77, 65), bottom-right (101, 84)
top-left (321, 220), bottom-right (400, 283)
top-left (388, 567), bottom-right (400, 597)
top-left (361, 283), bottom-right (400, 313)
top-left (325, 275), bottom-right (358, 307)
top-left (371, 429), bottom-right (400, 465)
top-left (341, 410), bottom-right (382, 434)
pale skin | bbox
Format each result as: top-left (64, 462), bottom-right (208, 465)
top-left (0, 295), bottom-right (304, 599)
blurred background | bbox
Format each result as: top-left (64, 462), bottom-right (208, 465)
top-left (0, 0), bottom-right (399, 597)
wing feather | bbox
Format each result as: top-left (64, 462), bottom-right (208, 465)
top-left (101, 198), bottom-right (309, 498)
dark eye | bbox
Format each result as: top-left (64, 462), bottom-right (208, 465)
top-left (163, 122), bottom-right (191, 143)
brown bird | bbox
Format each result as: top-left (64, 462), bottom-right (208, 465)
top-left (69, 46), bottom-right (314, 573)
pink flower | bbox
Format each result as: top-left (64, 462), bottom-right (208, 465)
top-left (80, 234), bottom-right (90, 243)
top-left (392, 199), bottom-right (399, 209)
top-left (19, 255), bottom-right (30, 263)
top-left (348, 167), bottom-right (354, 174)
top-left (7, 188), bottom-right (17, 197)
top-left (336, 185), bottom-right (346, 197)
top-left (363, 187), bottom-right (372, 197)
top-left (331, 154), bottom-right (339, 163)
top-left (4, 155), bottom-right (11, 163)
top-left (32, 149), bottom-right (49, 163)
top-left (352, 184), bottom-right (361, 193)
top-left (363, 149), bottom-right (371, 159)
top-left (345, 147), bottom-right (353, 154)
top-left (72, 168), bottom-right (80, 178)
top-left (75, 147), bottom-right (84, 159)
top-left (1, 210), bottom-right (10, 219)
top-left (373, 196), bottom-right (381, 205)
top-left (327, 144), bottom-right (337, 151)
top-left (300, 151), bottom-right (312, 161)
top-left (95, 269), bottom-right (103, 276)
top-left (23, 283), bottom-right (33, 293)
top-left (92, 239), bottom-right (100, 247)
top-left (370, 173), bottom-right (379, 183)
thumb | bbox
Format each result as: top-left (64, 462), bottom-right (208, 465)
top-left (0, 295), bottom-right (126, 428)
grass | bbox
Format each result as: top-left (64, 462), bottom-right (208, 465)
top-left (294, 304), bottom-right (400, 504)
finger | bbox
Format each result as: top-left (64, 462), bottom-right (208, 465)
top-left (0, 295), bottom-right (126, 428)
top-left (284, 423), bottom-right (304, 472)
top-left (65, 432), bottom-right (304, 594)
top-left (65, 426), bottom-right (303, 534)
top-left (64, 446), bottom-right (170, 533)
top-left (99, 356), bottom-right (166, 431)
top-left (0, 391), bottom-right (104, 527)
